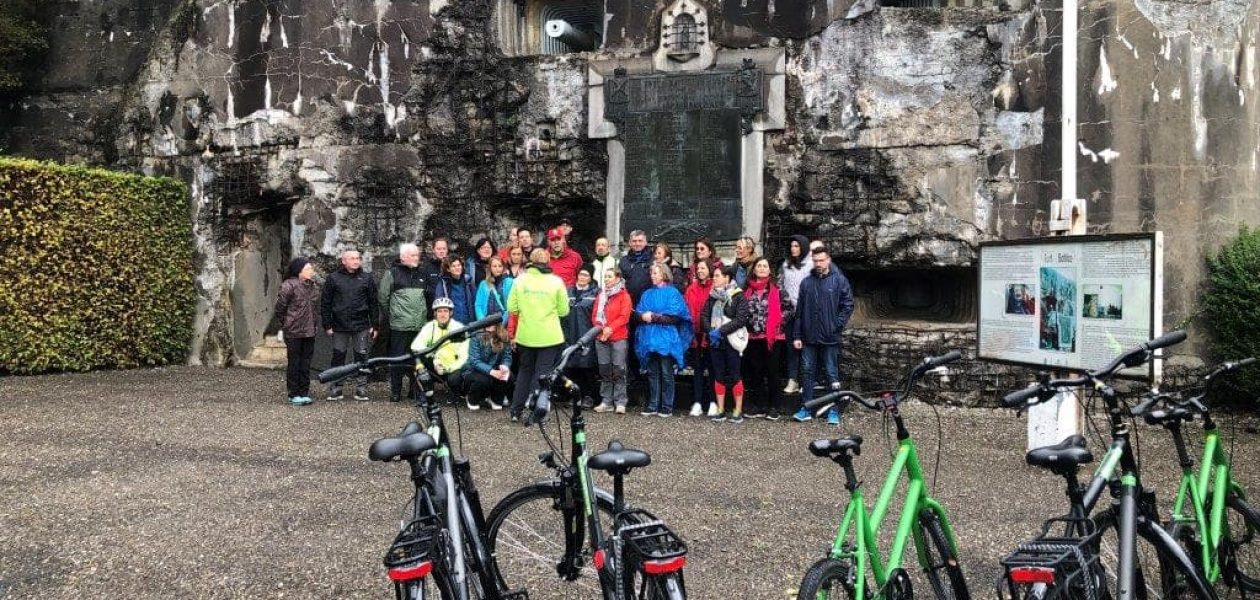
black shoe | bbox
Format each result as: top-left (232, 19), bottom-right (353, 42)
top-left (389, 394), bottom-right (402, 403)
top-left (511, 414), bottom-right (520, 423)
top-left (765, 410), bottom-right (782, 421)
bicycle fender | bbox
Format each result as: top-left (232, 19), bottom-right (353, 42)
top-left (1138, 517), bottom-right (1218, 600)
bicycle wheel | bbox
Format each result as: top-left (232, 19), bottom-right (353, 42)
top-left (640, 572), bottom-right (686, 600)
top-left (1217, 493), bottom-right (1260, 592)
top-left (918, 510), bottom-right (970, 600)
top-left (797, 558), bottom-right (860, 600)
top-left (486, 483), bottom-right (617, 599)
top-left (1093, 509), bottom-right (1210, 600)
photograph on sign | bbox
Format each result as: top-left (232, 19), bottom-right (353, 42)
top-left (977, 233), bottom-right (1162, 379)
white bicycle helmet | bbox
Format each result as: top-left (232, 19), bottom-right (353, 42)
top-left (432, 297), bottom-right (455, 311)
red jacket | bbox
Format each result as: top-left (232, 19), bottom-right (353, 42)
top-left (591, 289), bottom-right (632, 342)
top-left (549, 248), bottom-right (585, 287)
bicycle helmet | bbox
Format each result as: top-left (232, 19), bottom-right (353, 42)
top-left (432, 297), bottom-right (455, 311)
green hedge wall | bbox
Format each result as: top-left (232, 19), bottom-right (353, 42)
top-left (0, 157), bottom-right (195, 374)
top-left (1204, 226), bottom-right (1260, 397)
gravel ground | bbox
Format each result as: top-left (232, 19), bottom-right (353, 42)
top-left (3, 366), bottom-right (1260, 600)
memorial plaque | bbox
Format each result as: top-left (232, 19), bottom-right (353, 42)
top-left (608, 65), bottom-right (761, 243)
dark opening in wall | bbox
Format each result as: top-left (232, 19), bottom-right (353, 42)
top-left (494, 0), bottom-right (602, 56)
top-left (847, 267), bottom-right (976, 325)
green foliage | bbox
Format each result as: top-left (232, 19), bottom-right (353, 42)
top-left (0, 0), bottom-right (47, 93)
top-left (1203, 226), bottom-right (1260, 397)
top-left (0, 157), bottom-right (195, 374)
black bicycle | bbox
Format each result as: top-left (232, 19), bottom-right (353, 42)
top-left (485, 327), bottom-right (688, 600)
top-left (997, 331), bottom-right (1215, 600)
top-left (319, 316), bottom-right (525, 600)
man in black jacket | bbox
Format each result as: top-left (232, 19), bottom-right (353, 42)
top-left (321, 250), bottom-right (377, 400)
top-left (790, 245), bottom-right (854, 424)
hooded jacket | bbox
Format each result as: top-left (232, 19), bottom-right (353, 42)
top-left (633, 283), bottom-right (693, 369)
top-left (507, 264), bottom-right (570, 348)
top-left (377, 262), bottom-right (429, 331)
top-left (792, 264), bottom-right (855, 346)
top-left (320, 266), bottom-right (377, 332)
top-left (276, 261), bottom-right (320, 337)
top-left (434, 273), bottom-right (476, 325)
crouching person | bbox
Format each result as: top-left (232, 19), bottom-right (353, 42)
top-left (410, 297), bottom-right (468, 404)
top-left (449, 322), bottom-right (513, 411)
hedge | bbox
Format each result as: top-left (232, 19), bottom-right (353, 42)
top-left (1203, 226), bottom-right (1260, 398)
top-left (0, 157), bottom-right (195, 374)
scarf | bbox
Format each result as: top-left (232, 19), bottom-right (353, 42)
top-left (709, 284), bottom-right (737, 328)
top-left (744, 277), bottom-right (782, 343)
top-left (595, 279), bottom-right (625, 325)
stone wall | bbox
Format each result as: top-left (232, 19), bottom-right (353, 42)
top-left (3, 0), bottom-right (1258, 399)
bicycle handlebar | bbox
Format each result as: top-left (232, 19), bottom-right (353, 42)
top-left (1000, 330), bottom-right (1187, 409)
top-left (524, 328), bottom-right (603, 426)
top-left (1128, 356), bottom-right (1256, 419)
top-left (803, 350), bottom-right (963, 412)
top-left (316, 317), bottom-right (501, 383)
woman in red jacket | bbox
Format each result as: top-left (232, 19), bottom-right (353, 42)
top-left (591, 266), bottom-right (633, 414)
top-left (683, 259), bottom-right (718, 417)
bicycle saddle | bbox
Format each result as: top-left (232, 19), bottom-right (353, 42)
top-left (588, 440), bottom-right (651, 475)
top-left (369, 432), bottom-right (438, 462)
top-left (809, 435), bottom-right (863, 458)
top-left (1025, 434), bottom-right (1093, 474)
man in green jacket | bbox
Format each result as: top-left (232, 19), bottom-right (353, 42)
top-left (507, 248), bottom-right (570, 420)
top-left (378, 243), bottom-right (430, 403)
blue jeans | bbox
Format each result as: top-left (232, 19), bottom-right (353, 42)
top-left (645, 353), bottom-right (677, 413)
top-left (800, 344), bottom-right (841, 405)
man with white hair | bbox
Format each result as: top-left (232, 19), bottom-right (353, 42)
top-left (320, 249), bottom-right (377, 400)
top-left (377, 243), bottom-right (431, 403)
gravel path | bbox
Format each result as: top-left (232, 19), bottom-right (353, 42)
top-left (3, 366), bottom-right (1259, 599)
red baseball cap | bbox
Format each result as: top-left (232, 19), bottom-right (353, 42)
top-left (547, 228), bottom-right (564, 240)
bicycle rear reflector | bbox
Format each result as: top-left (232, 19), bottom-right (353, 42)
top-left (388, 561), bottom-right (434, 581)
top-left (641, 556), bottom-right (686, 574)
top-left (594, 549), bottom-right (606, 570)
top-left (1009, 566), bottom-right (1056, 585)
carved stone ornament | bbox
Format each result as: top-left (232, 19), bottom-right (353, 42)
top-left (653, 0), bottom-right (716, 72)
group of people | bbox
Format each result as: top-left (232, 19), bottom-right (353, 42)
top-left (274, 223), bottom-right (855, 425)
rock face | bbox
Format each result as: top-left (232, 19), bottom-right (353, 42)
top-left (3, 0), bottom-right (1259, 402)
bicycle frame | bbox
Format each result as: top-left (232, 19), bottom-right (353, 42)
top-left (828, 429), bottom-right (961, 598)
top-left (1168, 421), bottom-right (1248, 584)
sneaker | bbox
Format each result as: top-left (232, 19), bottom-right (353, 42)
top-left (641, 409), bottom-right (658, 416)
top-left (728, 412), bottom-right (745, 424)
top-left (746, 410), bottom-right (766, 419)
top-left (688, 402), bottom-right (702, 417)
top-left (658, 411), bottom-right (672, 418)
top-left (353, 389), bottom-right (369, 401)
top-left (615, 405), bottom-right (627, 414)
top-left (827, 407), bottom-right (841, 426)
top-left (289, 396), bottom-right (312, 406)
top-left (594, 402), bottom-right (615, 413)
top-left (466, 398), bottom-right (481, 411)
top-left (830, 382), bottom-right (843, 391)
top-left (511, 414), bottom-right (520, 423)
top-left (706, 404), bottom-right (720, 417)
top-left (327, 390), bottom-right (344, 401)
top-left (783, 379), bottom-right (800, 394)
top-left (710, 412), bottom-right (727, 423)
top-left (766, 410), bottom-right (782, 421)
top-left (793, 407), bottom-right (813, 422)
top-left (487, 398), bottom-right (504, 411)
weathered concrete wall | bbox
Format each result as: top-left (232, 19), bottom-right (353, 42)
top-left (3, 0), bottom-right (1258, 395)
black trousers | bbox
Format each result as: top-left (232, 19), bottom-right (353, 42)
top-left (741, 338), bottom-right (782, 415)
top-left (565, 366), bottom-right (600, 403)
top-left (511, 344), bottom-right (562, 416)
top-left (388, 329), bottom-right (420, 400)
top-left (449, 370), bottom-right (513, 405)
top-left (284, 336), bottom-right (315, 398)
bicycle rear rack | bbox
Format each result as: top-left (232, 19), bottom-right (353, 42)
top-left (384, 515), bottom-right (444, 569)
top-left (615, 508), bottom-right (688, 569)
top-left (998, 518), bottom-right (1104, 600)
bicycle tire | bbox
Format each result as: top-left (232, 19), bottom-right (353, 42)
top-left (918, 510), bottom-right (971, 600)
top-left (797, 558), bottom-right (859, 600)
top-left (1213, 493), bottom-right (1260, 592)
top-left (485, 482), bottom-right (617, 598)
top-left (642, 573), bottom-right (686, 600)
top-left (1093, 509), bottom-right (1211, 600)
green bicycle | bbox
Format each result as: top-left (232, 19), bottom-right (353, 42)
top-left (796, 351), bottom-right (970, 600)
top-left (1132, 356), bottom-right (1260, 593)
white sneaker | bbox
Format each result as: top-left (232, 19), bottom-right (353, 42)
top-left (615, 405), bottom-right (626, 414)
top-left (486, 398), bottom-right (503, 411)
top-left (465, 399), bottom-right (481, 411)
top-left (783, 379), bottom-right (801, 394)
top-left (688, 402), bottom-right (703, 417)
top-left (706, 404), bottom-right (720, 417)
